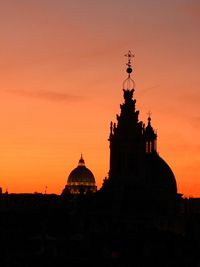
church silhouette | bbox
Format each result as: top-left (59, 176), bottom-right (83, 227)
top-left (63, 50), bottom-right (181, 217)
top-left (100, 51), bottom-right (180, 217)
top-left (0, 51), bottom-right (199, 266)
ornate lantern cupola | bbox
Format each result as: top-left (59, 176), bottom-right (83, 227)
top-left (144, 114), bottom-right (157, 154)
top-left (78, 154), bottom-right (85, 166)
top-left (109, 50), bottom-right (143, 141)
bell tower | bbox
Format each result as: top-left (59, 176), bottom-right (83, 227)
top-left (100, 51), bottom-right (180, 216)
top-left (108, 51), bottom-right (144, 186)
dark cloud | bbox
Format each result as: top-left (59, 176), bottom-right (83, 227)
top-left (3, 89), bottom-right (82, 102)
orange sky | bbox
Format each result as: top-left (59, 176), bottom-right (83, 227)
top-left (0, 1), bottom-right (199, 197)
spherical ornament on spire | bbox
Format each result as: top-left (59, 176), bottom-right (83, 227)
top-left (127, 67), bottom-right (132, 74)
top-left (123, 50), bottom-right (135, 90)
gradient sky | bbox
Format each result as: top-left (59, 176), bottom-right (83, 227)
top-left (0, 0), bottom-right (199, 197)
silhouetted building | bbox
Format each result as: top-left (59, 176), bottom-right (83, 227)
top-left (62, 155), bottom-right (97, 195)
top-left (0, 51), bottom-right (200, 266)
top-left (100, 51), bottom-right (181, 216)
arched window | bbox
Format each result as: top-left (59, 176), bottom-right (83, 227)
top-left (149, 142), bottom-right (152, 153)
top-left (146, 142), bottom-right (149, 153)
top-left (146, 141), bottom-right (153, 154)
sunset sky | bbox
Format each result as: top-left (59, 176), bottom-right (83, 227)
top-left (0, 0), bottom-right (199, 197)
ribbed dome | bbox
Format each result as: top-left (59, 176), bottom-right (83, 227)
top-left (145, 154), bottom-right (177, 194)
top-left (67, 156), bottom-right (95, 186)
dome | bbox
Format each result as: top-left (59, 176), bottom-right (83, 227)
top-left (63, 155), bottom-right (97, 195)
top-left (68, 165), bottom-right (95, 185)
top-left (144, 154), bottom-right (177, 194)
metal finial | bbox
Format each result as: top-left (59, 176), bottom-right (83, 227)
top-left (125, 50), bottom-right (134, 73)
top-left (147, 111), bottom-right (152, 118)
top-left (123, 50), bottom-right (135, 89)
top-left (79, 154), bottom-right (85, 166)
top-left (147, 111), bottom-right (152, 124)
top-left (110, 121), bottom-right (113, 135)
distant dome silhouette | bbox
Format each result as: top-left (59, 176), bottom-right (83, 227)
top-left (62, 155), bottom-right (97, 195)
top-left (68, 156), bottom-right (95, 185)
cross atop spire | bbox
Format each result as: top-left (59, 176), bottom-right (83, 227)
top-left (147, 111), bottom-right (152, 117)
top-left (147, 111), bottom-right (152, 125)
top-left (125, 50), bottom-right (134, 70)
top-left (123, 50), bottom-right (135, 89)
top-left (147, 111), bottom-right (152, 118)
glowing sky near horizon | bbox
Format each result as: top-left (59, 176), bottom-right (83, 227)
top-left (0, 0), bottom-right (199, 197)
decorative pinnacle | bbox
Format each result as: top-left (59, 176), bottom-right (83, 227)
top-left (147, 111), bottom-right (152, 124)
top-left (125, 50), bottom-right (134, 74)
top-left (78, 154), bottom-right (85, 166)
top-left (147, 111), bottom-right (152, 118)
top-left (123, 50), bottom-right (135, 89)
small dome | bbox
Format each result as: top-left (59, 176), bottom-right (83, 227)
top-left (63, 155), bottom-right (97, 195)
top-left (145, 154), bottom-right (177, 194)
top-left (68, 155), bottom-right (95, 185)
top-left (68, 165), bottom-right (95, 185)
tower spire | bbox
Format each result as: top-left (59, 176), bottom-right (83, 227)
top-left (78, 154), bottom-right (85, 166)
top-left (144, 113), bottom-right (157, 154)
top-left (125, 50), bottom-right (134, 73)
top-left (147, 111), bottom-right (152, 126)
top-left (123, 50), bottom-right (135, 90)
